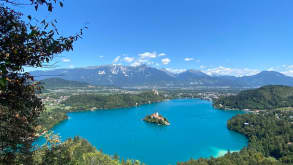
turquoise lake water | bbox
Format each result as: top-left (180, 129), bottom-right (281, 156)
top-left (41, 99), bottom-right (248, 165)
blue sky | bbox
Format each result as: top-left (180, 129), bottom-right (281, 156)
top-left (20, 0), bottom-right (293, 76)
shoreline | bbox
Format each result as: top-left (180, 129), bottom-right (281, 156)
top-left (42, 99), bottom-right (172, 130)
top-left (37, 98), bottom-right (250, 163)
top-left (43, 98), bottom-right (248, 131)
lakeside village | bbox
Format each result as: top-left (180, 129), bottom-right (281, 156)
top-left (38, 87), bottom-right (236, 109)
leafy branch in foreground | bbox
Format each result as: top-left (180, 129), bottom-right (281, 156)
top-left (0, 1), bottom-right (84, 163)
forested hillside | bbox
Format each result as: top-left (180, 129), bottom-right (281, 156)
top-left (33, 136), bottom-right (143, 165)
top-left (62, 91), bottom-right (167, 111)
top-left (179, 110), bottom-right (293, 165)
top-left (214, 85), bottom-right (293, 110)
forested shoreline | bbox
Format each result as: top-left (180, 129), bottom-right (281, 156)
top-left (213, 85), bottom-right (293, 110)
top-left (179, 110), bottom-right (293, 165)
top-left (38, 91), bottom-right (168, 130)
top-left (37, 87), bottom-right (293, 165)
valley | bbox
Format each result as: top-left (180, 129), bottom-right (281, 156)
top-left (34, 78), bottom-right (293, 165)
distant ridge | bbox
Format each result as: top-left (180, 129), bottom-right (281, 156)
top-left (31, 65), bottom-right (293, 88)
top-left (40, 78), bottom-right (89, 89)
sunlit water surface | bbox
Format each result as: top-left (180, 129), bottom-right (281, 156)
top-left (37, 99), bottom-right (247, 165)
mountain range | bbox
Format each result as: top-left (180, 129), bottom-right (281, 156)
top-left (31, 64), bottom-right (293, 88)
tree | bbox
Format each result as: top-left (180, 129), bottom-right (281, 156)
top-left (0, 1), bottom-right (85, 164)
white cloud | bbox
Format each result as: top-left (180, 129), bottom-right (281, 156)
top-left (280, 65), bottom-right (293, 77)
top-left (281, 70), bottom-right (293, 77)
top-left (184, 58), bottom-right (194, 62)
top-left (113, 56), bottom-right (120, 63)
top-left (123, 57), bottom-right (134, 63)
top-left (69, 64), bottom-right (75, 69)
top-left (161, 58), bottom-right (171, 65)
top-left (130, 58), bottom-right (151, 67)
top-left (128, 51), bottom-right (167, 67)
top-left (200, 65), bottom-right (206, 69)
top-left (99, 56), bottom-right (104, 58)
top-left (62, 58), bottom-right (71, 63)
top-left (139, 52), bottom-right (157, 58)
top-left (165, 68), bottom-right (186, 73)
top-left (203, 66), bottom-right (260, 77)
top-left (267, 67), bottom-right (276, 71)
top-left (130, 61), bottom-right (142, 67)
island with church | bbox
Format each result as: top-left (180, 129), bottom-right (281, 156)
top-left (143, 112), bottom-right (170, 126)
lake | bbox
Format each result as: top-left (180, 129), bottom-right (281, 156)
top-left (44, 99), bottom-right (248, 165)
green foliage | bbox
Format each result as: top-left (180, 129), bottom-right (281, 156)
top-left (180, 110), bottom-right (293, 165)
top-left (33, 136), bottom-right (144, 165)
top-left (0, 76), bottom-right (44, 164)
top-left (62, 91), bottom-right (167, 111)
top-left (0, 1), bottom-right (83, 163)
top-left (38, 108), bottom-right (68, 130)
top-left (179, 149), bottom-right (280, 165)
top-left (228, 111), bottom-right (293, 162)
top-left (214, 85), bottom-right (293, 110)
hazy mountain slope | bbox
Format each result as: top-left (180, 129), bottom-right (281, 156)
top-left (240, 71), bottom-right (293, 87)
top-left (40, 78), bottom-right (89, 89)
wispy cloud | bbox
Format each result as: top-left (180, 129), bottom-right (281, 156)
top-left (281, 70), bottom-right (293, 77)
top-left (280, 65), bottom-right (293, 77)
top-left (200, 65), bottom-right (206, 69)
top-left (161, 58), bottom-right (171, 65)
top-left (62, 58), bottom-right (71, 63)
top-left (113, 56), bottom-right (121, 63)
top-left (123, 57), bottom-right (134, 63)
top-left (130, 61), bottom-right (142, 67)
top-left (165, 68), bottom-right (186, 73)
top-left (129, 51), bottom-right (167, 66)
top-left (202, 66), bottom-right (260, 77)
top-left (139, 52), bottom-right (157, 58)
top-left (184, 57), bottom-right (194, 61)
top-left (69, 64), bottom-right (75, 69)
top-left (99, 56), bottom-right (104, 58)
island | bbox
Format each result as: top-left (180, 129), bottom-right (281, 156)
top-left (143, 112), bottom-right (170, 125)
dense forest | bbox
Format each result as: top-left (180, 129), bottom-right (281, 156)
top-left (38, 109), bottom-right (68, 130)
top-left (179, 110), bottom-right (293, 165)
top-left (32, 136), bottom-right (143, 165)
top-left (213, 85), bottom-right (293, 110)
top-left (62, 91), bottom-right (167, 111)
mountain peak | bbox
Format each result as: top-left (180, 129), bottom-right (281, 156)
top-left (180, 69), bottom-right (209, 77)
top-left (256, 71), bottom-right (286, 77)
